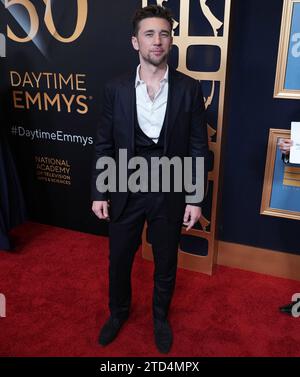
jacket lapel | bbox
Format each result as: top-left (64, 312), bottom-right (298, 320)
top-left (164, 68), bottom-right (184, 153)
top-left (120, 71), bottom-right (136, 153)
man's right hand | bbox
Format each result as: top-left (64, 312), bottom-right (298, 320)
top-left (278, 138), bottom-right (293, 154)
top-left (92, 201), bottom-right (110, 221)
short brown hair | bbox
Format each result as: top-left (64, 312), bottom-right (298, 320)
top-left (132, 5), bottom-right (174, 36)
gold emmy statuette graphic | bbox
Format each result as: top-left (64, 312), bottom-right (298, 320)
top-left (142, 0), bottom-right (232, 275)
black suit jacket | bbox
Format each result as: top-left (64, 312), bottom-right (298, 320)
top-left (91, 67), bottom-right (209, 221)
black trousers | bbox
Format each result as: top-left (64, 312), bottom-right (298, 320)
top-left (108, 192), bottom-right (183, 321)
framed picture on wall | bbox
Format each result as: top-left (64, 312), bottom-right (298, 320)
top-left (274, 0), bottom-right (300, 99)
top-left (261, 128), bottom-right (300, 220)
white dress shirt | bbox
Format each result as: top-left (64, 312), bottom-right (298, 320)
top-left (135, 65), bottom-right (169, 143)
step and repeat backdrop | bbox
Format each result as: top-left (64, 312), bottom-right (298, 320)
top-left (0, 0), bottom-right (231, 274)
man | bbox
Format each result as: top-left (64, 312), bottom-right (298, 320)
top-left (91, 5), bottom-right (208, 353)
top-left (278, 137), bottom-right (300, 316)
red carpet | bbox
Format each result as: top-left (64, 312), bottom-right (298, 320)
top-left (0, 222), bottom-right (299, 357)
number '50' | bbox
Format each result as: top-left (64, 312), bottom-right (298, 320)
top-left (6, 0), bottom-right (88, 43)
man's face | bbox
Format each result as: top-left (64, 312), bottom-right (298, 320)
top-left (132, 17), bottom-right (173, 67)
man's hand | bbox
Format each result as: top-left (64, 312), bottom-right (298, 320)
top-left (183, 205), bottom-right (202, 231)
top-left (92, 201), bottom-right (110, 221)
top-left (278, 138), bottom-right (293, 154)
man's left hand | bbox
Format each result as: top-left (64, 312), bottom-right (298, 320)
top-left (183, 205), bottom-right (202, 231)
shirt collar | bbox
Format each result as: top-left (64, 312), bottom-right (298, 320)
top-left (135, 64), bottom-right (169, 88)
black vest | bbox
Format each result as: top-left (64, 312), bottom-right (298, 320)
top-left (133, 106), bottom-right (167, 191)
top-left (134, 106), bottom-right (166, 159)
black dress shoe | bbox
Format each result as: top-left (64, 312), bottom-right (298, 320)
top-left (279, 298), bottom-right (300, 315)
top-left (154, 319), bottom-right (173, 354)
top-left (98, 317), bottom-right (127, 346)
